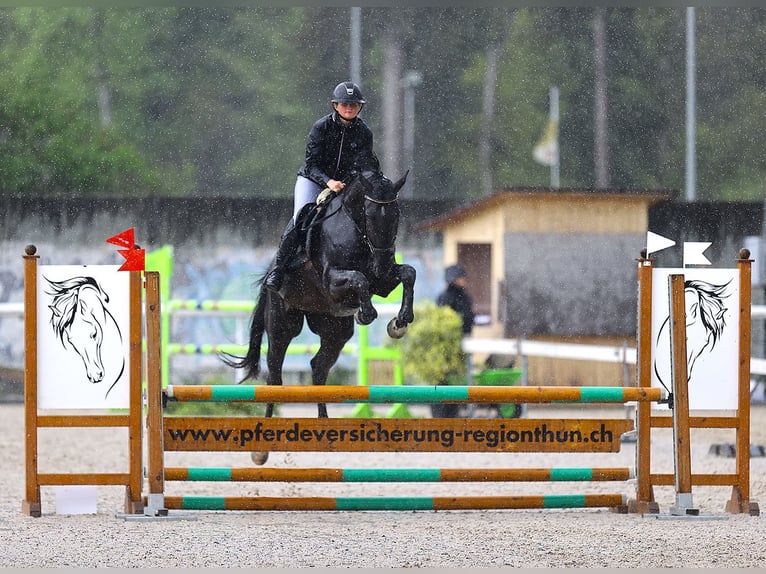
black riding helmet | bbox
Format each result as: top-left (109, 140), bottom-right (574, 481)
top-left (331, 81), bottom-right (366, 106)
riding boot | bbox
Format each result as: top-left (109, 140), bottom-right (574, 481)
top-left (264, 220), bottom-right (301, 292)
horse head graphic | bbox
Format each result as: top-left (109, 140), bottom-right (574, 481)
top-left (653, 278), bottom-right (731, 389)
top-left (45, 275), bottom-right (125, 398)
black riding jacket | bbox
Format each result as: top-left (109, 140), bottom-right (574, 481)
top-left (297, 111), bottom-right (378, 188)
top-left (437, 284), bottom-right (475, 335)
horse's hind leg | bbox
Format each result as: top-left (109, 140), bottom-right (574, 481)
top-left (251, 304), bottom-right (304, 466)
top-left (306, 314), bottom-right (355, 418)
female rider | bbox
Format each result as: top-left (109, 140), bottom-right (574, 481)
top-left (264, 81), bottom-right (380, 292)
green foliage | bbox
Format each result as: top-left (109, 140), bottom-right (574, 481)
top-left (1, 7), bottom-right (765, 200)
top-left (392, 301), bottom-right (467, 386)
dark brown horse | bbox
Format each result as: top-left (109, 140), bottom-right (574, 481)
top-left (222, 171), bottom-right (415, 464)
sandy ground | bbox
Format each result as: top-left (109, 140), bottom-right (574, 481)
top-left (2, 401), bottom-right (766, 569)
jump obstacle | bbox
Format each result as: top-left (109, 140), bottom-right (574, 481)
top-left (21, 245), bottom-right (144, 516)
top-left (21, 244), bottom-right (760, 516)
top-left (141, 267), bottom-right (668, 515)
top-left (633, 250), bottom-right (759, 516)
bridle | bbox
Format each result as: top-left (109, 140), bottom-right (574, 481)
top-left (363, 193), bottom-right (398, 205)
top-left (352, 191), bottom-right (400, 255)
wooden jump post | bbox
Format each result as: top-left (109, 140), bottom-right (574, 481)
top-left (21, 245), bottom-right (144, 516)
top-left (630, 249), bottom-right (759, 516)
top-left (142, 270), bottom-right (667, 515)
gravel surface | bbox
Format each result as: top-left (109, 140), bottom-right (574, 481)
top-left (2, 401), bottom-right (766, 568)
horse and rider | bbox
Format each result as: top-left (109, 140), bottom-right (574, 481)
top-left (263, 80), bottom-right (382, 294)
top-left (222, 82), bottom-right (415, 451)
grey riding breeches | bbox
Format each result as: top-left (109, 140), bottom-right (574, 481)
top-left (293, 176), bottom-right (323, 220)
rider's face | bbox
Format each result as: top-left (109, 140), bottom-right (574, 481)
top-left (334, 102), bottom-right (362, 122)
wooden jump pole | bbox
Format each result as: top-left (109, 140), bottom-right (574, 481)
top-left (630, 250), bottom-right (657, 514)
top-left (161, 493), bottom-right (628, 512)
top-left (22, 245), bottom-right (40, 516)
top-left (727, 249), bottom-right (757, 514)
top-left (165, 384), bottom-right (665, 404)
top-left (163, 466), bottom-right (635, 482)
top-left (145, 271), bottom-right (167, 516)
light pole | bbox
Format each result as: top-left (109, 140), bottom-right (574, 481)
top-left (349, 7), bottom-right (361, 85)
top-left (685, 6), bottom-right (696, 202)
top-left (401, 70), bottom-right (422, 198)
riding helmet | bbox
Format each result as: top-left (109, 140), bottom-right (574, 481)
top-left (445, 264), bottom-right (467, 284)
top-left (331, 81), bottom-right (366, 105)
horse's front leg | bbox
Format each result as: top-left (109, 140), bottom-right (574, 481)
top-left (387, 263), bottom-right (416, 338)
top-left (326, 269), bottom-right (377, 325)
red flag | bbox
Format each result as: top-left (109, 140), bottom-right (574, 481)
top-left (106, 228), bottom-right (135, 249)
top-left (117, 248), bottom-right (145, 272)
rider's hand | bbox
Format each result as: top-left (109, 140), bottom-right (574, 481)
top-left (327, 179), bottom-right (345, 193)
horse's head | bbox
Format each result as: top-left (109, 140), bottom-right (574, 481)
top-left (359, 171), bottom-right (407, 278)
top-left (47, 276), bottom-right (109, 384)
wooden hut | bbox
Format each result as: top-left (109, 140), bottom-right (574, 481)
top-left (417, 186), bottom-right (676, 386)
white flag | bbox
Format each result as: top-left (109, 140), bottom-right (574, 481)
top-left (646, 231), bottom-right (676, 255)
top-left (533, 118), bottom-right (558, 167)
top-left (683, 242), bottom-right (712, 266)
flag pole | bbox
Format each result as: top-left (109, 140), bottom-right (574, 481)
top-left (550, 86), bottom-right (559, 188)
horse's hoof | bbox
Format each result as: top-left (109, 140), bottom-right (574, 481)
top-left (387, 318), bottom-right (408, 339)
top-left (354, 310), bottom-right (375, 326)
top-left (251, 451), bottom-right (269, 465)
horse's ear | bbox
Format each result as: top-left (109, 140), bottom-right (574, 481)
top-left (393, 171), bottom-right (409, 192)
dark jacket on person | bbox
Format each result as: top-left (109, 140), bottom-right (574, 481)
top-left (437, 284), bottom-right (475, 335)
top-left (297, 112), bottom-right (378, 188)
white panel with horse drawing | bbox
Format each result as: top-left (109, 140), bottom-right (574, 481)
top-left (37, 265), bottom-right (130, 410)
top-left (651, 268), bottom-right (739, 411)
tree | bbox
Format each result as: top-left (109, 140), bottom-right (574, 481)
top-left (0, 8), bottom-right (164, 197)
top-left (1, 7), bottom-right (765, 200)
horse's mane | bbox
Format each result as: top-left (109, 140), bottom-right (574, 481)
top-left (686, 278), bottom-right (730, 346)
top-left (45, 276), bottom-right (107, 344)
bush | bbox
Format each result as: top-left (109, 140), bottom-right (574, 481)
top-left (392, 300), bottom-right (467, 386)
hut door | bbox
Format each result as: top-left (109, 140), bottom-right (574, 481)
top-left (457, 243), bottom-right (491, 316)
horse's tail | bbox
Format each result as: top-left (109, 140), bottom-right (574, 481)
top-left (219, 281), bottom-right (267, 382)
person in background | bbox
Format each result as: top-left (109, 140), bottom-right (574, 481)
top-left (431, 263), bottom-right (475, 418)
top-left (436, 264), bottom-right (475, 335)
top-left (264, 80), bottom-right (380, 292)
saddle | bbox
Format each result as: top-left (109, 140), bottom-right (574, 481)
top-left (287, 189), bottom-right (339, 272)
